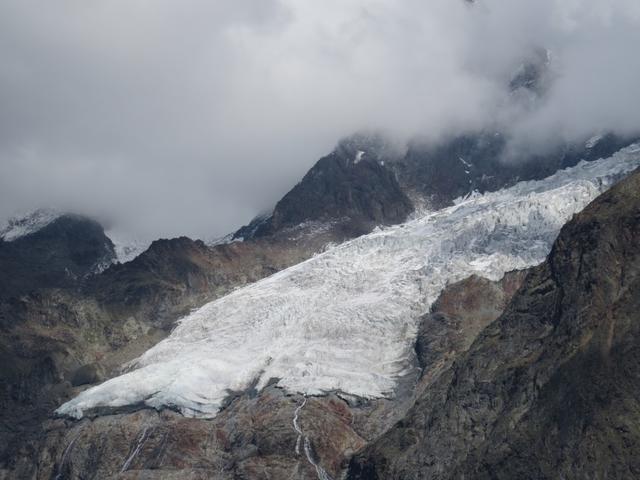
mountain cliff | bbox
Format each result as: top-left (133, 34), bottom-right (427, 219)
top-left (236, 131), bottom-right (635, 241)
top-left (348, 165), bottom-right (640, 479)
top-left (0, 212), bottom-right (116, 300)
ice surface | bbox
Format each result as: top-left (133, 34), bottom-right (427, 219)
top-left (57, 145), bottom-right (640, 419)
top-left (0, 208), bottom-right (61, 242)
top-left (105, 230), bottom-right (150, 263)
top-left (586, 134), bottom-right (603, 149)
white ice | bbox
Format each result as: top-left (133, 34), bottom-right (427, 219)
top-left (105, 230), bottom-right (151, 264)
top-left (586, 134), bottom-right (603, 149)
top-left (0, 208), bottom-right (61, 242)
top-left (57, 145), bottom-right (640, 419)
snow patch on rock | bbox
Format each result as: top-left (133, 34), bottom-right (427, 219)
top-left (105, 230), bottom-right (151, 264)
top-left (0, 208), bottom-right (61, 242)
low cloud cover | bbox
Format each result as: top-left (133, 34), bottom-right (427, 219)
top-left (1, 0), bottom-right (639, 239)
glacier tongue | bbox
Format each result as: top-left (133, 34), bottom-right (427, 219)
top-left (57, 145), bottom-right (640, 419)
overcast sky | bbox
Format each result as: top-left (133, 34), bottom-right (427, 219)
top-left (1, 0), bottom-right (639, 239)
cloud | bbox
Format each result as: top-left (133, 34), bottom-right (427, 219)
top-left (0, 0), bottom-right (638, 238)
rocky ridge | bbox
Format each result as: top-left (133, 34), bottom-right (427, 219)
top-left (347, 168), bottom-right (640, 479)
top-left (8, 256), bottom-right (527, 479)
top-left (0, 220), bottom-right (347, 477)
top-left (0, 213), bottom-right (117, 300)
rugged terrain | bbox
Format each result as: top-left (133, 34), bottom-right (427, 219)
top-left (0, 213), bottom-right (117, 300)
top-left (0, 130), bottom-right (638, 479)
top-left (2, 2), bottom-right (640, 479)
top-left (0, 148), bottom-right (631, 479)
top-left (0, 217), bottom-right (347, 477)
top-left (6, 258), bottom-right (527, 479)
top-left (348, 167), bottom-right (640, 479)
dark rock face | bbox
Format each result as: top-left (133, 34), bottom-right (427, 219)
top-left (0, 215), bottom-right (116, 300)
top-left (231, 212), bottom-right (271, 241)
top-left (70, 364), bottom-right (103, 387)
top-left (22, 388), bottom-right (367, 480)
top-left (392, 131), bottom-right (634, 210)
top-left (415, 272), bottom-right (527, 372)
top-left (237, 131), bottom-right (637, 240)
top-left (250, 145), bottom-right (413, 239)
top-left (348, 170), bottom-right (640, 479)
top-left (87, 237), bottom-right (246, 329)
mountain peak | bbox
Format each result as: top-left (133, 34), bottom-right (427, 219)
top-left (0, 208), bottom-right (62, 242)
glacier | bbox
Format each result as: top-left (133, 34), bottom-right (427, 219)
top-left (57, 145), bottom-right (640, 419)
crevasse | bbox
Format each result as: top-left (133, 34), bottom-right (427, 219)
top-left (57, 145), bottom-right (640, 419)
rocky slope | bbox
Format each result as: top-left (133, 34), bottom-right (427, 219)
top-left (394, 131), bottom-right (633, 209)
top-left (414, 271), bottom-right (526, 386)
top-left (0, 212), bottom-right (116, 300)
top-left (0, 223), bottom-right (344, 477)
top-left (236, 134), bottom-right (413, 240)
top-left (347, 169), bottom-right (640, 479)
top-left (0, 148), bottom-right (629, 479)
top-left (6, 255), bottom-right (527, 480)
top-left (85, 234), bottom-right (327, 329)
top-left (236, 131), bottom-right (635, 242)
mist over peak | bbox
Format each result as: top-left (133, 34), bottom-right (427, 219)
top-left (0, 0), bottom-right (638, 239)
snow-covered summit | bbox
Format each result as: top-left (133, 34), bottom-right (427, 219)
top-left (0, 208), bottom-right (149, 264)
top-left (57, 145), bottom-right (640, 419)
top-left (0, 208), bottom-right (62, 242)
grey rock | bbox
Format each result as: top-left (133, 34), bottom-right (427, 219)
top-left (70, 364), bottom-right (103, 387)
top-left (348, 169), bottom-right (640, 479)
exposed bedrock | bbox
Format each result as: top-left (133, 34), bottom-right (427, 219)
top-left (348, 170), bottom-right (640, 479)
